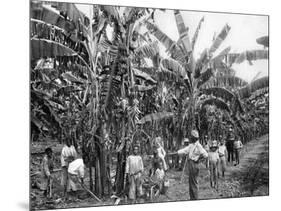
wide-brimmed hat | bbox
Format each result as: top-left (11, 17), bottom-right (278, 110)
top-left (191, 130), bottom-right (199, 139)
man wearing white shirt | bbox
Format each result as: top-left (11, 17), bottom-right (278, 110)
top-left (125, 145), bottom-right (144, 202)
top-left (60, 139), bottom-right (77, 196)
top-left (170, 130), bottom-right (208, 200)
top-left (67, 155), bottom-right (85, 192)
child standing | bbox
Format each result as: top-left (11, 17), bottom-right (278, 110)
top-left (234, 138), bottom-right (243, 166)
top-left (218, 140), bottom-right (227, 177)
top-left (41, 147), bottom-right (54, 197)
top-left (155, 137), bottom-right (168, 171)
top-left (208, 140), bottom-right (220, 189)
top-left (154, 161), bottom-right (166, 194)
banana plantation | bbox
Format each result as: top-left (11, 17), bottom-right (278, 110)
top-left (30, 1), bottom-right (269, 210)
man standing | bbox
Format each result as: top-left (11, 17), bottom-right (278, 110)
top-left (60, 138), bottom-right (77, 197)
top-left (170, 130), bottom-right (208, 200)
top-left (125, 145), bottom-right (144, 202)
top-left (225, 128), bottom-right (235, 164)
top-left (233, 138), bottom-right (243, 166)
top-left (41, 147), bottom-right (54, 197)
top-left (67, 148), bottom-right (85, 194)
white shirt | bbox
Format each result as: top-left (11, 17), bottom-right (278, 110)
top-left (61, 145), bottom-right (77, 167)
top-left (68, 158), bottom-right (85, 178)
top-left (177, 141), bottom-right (208, 162)
top-left (234, 140), bottom-right (243, 149)
top-left (218, 145), bottom-right (227, 156)
top-left (208, 151), bottom-right (220, 164)
top-left (125, 155), bottom-right (144, 175)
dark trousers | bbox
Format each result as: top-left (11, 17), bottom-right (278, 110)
top-left (226, 143), bottom-right (234, 163)
top-left (188, 160), bottom-right (199, 200)
top-left (234, 149), bottom-right (240, 164)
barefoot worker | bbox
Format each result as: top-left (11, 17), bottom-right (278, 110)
top-left (169, 130), bottom-right (208, 200)
top-left (41, 147), bottom-right (54, 197)
top-left (125, 145), bottom-right (144, 202)
top-left (67, 148), bottom-right (85, 195)
top-left (60, 138), bottom-right (77, 197)
top-left (208, 140), bottom-right (219, 189)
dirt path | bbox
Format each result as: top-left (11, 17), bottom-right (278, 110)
top-left (31, 135), bottom-right (269, 210)
top-left (156, 134), bottom-right (269, 202)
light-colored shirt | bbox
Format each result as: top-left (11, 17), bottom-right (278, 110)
top-left (208, 151), bottom-right (220, 164)
top-left (218, 145), bottom-right (227, 156)
top-left (41, 155), bottom-right (54, 177)
top-left (177, 141), bottom-right (208, 162)
top-left (234, 140), bottom-right (243, 149)
top-left (68, 158), bottom-right (85, 178)
top-left (157, 146), bottom-right (166, 158)
top-left (61, 145), bottom-right (77, 167)
top-left (125, 155), bottom-right (144, 175)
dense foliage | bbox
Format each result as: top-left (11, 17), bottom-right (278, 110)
top-left (30, 1), bottom-right (269, 197)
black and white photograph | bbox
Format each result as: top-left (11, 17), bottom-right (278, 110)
top-left (29, 0), bottom-right (269, 210)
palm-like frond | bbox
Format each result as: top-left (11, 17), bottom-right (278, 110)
top-left (145, 21), bottom-right (175, 51)
top-left (191, 16), bottom-right (204, 50)
top-left (228, 50), bottom-right (268, 66)
top-left (132, 68), bottom-right (157, 84)
top-left (201, 87), bottom-right (235, 102)
top-left (200, 98), bottom-right (231, 112)
top-left (31, 38), bottom-right (77, 59)
top-left (209, 24), bottom-right (231, 56)
top-left (238, 76), bottom-right (269, 99)
top-left (249, 87), bottom-right (269, 100)
top-left (256, 36), bottom-right (269, 48)
top-left (160, 58), bottom-right (186, 78)
top-left (197, 68), bottom-right (214, 87)
top-left (133, 85), bottom-right (156, 92)
top-left (61, 71), bottom-right (85, 84)
top-left (134, 41), bottom-right (159, 59)
top-left (174, 10), bottom-right (192, 53)
top-left (202, 75), bottom-right (248, 88)
top-left (138, 112), bottom-right (174, 124)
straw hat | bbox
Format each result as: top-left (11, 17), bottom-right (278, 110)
top-left (191, 130), bottom-right (199, 139)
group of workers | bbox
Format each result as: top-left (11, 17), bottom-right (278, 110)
top-left (39, 127), bottom-right (244, 203)
top-left (40, 139), bottom-right (86, 199)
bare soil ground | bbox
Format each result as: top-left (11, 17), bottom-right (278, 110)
top-left (30, 135), bottom-right (269, 210)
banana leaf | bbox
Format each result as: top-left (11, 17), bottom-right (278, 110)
top-left (31, 38), bottom-right (77, 59)
top-left (174, 10), bottom-right (192, 53)
top-left (228, 50), bottom-right (268, 65)
top-left (133, 85), bottom-right (156, 92)
top-left (201, 98), bottom-right (230, 112)
top-left (256, 36), bottom-right (269, 47)
top-left (61, 71), bottom-right (85, 84)
top-left (132, 68), bottom-right (157, 84)
top-left (209, 24), bottom-right (231, 55)
top-left (134, 41), bottom-right (159, 59)
top-left (201, 87), bottom-right (235, 102)
top-left (138, 112), bottom-right (174, 124)
top-left (160, 58), bottom-right (186, 78)
top-left (197, 68), bottom-right (214, 87)
top-left (203, 75), bottom-right (248, 88)
top-left (238, 76), bottom-right (269, 99)
top-left (191, 16), bottom-right (204, 50)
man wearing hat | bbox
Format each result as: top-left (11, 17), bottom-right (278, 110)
top-left (170, 130), bottom-right (208, 200)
